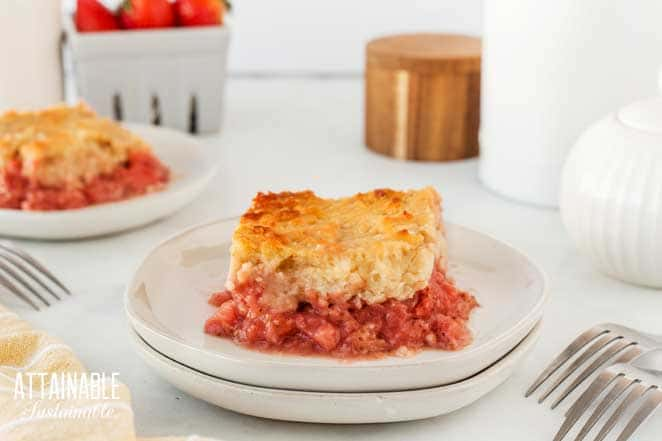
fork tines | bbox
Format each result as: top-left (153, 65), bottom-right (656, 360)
top-left (526, 325), bottom-right (642, 408)
top-left (553, 365), bottom-right (662, 441)
top-left (0, 243), bottom-right (71, 311)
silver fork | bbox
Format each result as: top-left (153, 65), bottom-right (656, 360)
top-left (0, 242), bottom-right (71, 310)
top-left (553, 349), bottom-right (662, 441)
top-left (526, 324), bottom-right (662, 409)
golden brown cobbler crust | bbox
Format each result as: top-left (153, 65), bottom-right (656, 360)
top-left (227, 187), bottom-right (447, 311)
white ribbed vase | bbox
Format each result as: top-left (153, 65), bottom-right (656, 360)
top-left (560, 96), bottom-right (662, 288)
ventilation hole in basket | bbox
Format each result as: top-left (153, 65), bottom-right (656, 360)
top-left (189, 95), bottom-right (198, 135)
top-left (112, 94), bottom-right (123, 121)
top-left (151, 95), bottom-right (162, 126)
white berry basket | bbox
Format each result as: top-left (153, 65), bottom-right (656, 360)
top-left (64, 16), bottom-right (230, 134)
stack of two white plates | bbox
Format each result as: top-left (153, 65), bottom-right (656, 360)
top-left (125, 219), bottom-right (548, 424)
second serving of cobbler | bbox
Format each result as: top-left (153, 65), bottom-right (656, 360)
top-left (0, 104), bottom-right (169, 211)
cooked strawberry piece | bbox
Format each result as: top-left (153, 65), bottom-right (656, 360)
top-left (84, 177), bottom-right (125, 204)
top-left (264, 315), bottom-right (296, 344)
top-left (0, 160), bottom-right (27, 209)
top-left (23, 188), bottom-right (88, 211)
top-left (295, 313), bottom-right (340, 351)
top-left (310, 322), bottom-right (341, 351)
top-left (208, 291), bottom-right (233, 306)
top-left (239, 319), bottom-right (265, 342)
top-left (204, 301), bottom-right (237, 335)
top-left (118, 151), bottom-right (169, 194)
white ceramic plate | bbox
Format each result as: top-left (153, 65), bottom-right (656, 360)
top-left (131, 321), bottom-right (541, 424)
top-left (126, 218), bottom-right (548, 392)
top-left (0, 124), bottom-right (218, 240)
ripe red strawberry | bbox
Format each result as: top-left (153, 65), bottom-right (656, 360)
top-left (118, 0), bottom-right (176, 29)
top-left (174, 0), bottom-right (229, 27)
top-left (75, 0), bottom-right (119, 32)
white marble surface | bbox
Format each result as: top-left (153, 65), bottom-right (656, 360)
top-left (6, 78), bottom-right (662, 440)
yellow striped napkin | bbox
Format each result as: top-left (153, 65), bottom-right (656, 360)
top-left (0, 304), bottom-right (220, 441)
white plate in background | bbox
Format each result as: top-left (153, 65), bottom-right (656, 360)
top-left (131, 322), bottom-right (541, 423)
top-left (0, 124), bottom-right (218, 240)
top-left (126, 218), bottom-right (548, 392)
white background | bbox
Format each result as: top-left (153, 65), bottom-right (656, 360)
top-left (224, 0), bottom-right (482, 74)
top-left (66, 0), bottom-right (482, 73)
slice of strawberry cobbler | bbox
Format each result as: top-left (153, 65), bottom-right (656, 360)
top-left (205, 187), bottom-right (478, 358)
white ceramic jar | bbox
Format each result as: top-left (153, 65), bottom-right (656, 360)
top-left (481, 0), bottom-right (662, 207)
top-left (560, 90), bottom-right (662, 288)
top-left (0, 0), bottom-right (63, 111)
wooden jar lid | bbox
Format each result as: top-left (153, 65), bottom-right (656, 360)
top-left (365, 33), bottom-right (482, 161)
top-left (367, 33), bottom-right (481, 74)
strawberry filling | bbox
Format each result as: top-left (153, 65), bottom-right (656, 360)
top-left (204, 267), bottom-right (478, 358)
top-left (0, 151), bottom-right (169, 211)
